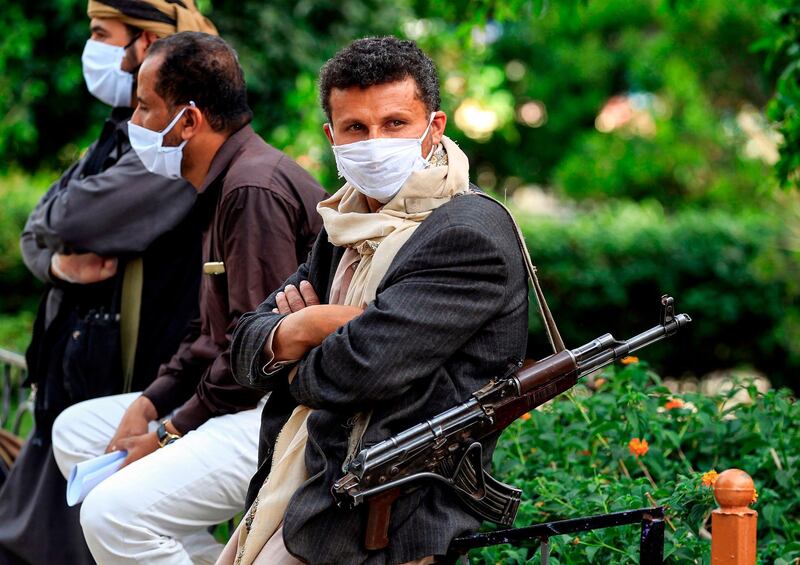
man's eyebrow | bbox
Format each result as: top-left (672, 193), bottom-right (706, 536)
top-left (378, 111), bottom-right (415, 122)
top-left (90, 25), bottom-right (106, 34)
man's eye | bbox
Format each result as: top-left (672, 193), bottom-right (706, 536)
top-left (389, 120), bottom-right (405, 128)
top-left (347, 124), bottom-right (364, 132)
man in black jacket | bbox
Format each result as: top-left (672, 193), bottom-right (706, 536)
top-left (227, 37), bottom-right (529, 564)
top-left (0, 2), bottom-right (216, 564)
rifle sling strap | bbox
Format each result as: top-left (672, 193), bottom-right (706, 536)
top-left (469, 191), bottom-right (565, 354)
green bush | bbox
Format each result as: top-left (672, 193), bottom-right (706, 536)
top-left (517, 201), bottom-right (800, 389)
top-left (0, 171), bottom-right (48, 323)
top-left (760, 1), bottom-right (800, 189)
top-left (481, 361), bottom-right (799, 563)
top-left (417, 0), bottom-right (772, 207)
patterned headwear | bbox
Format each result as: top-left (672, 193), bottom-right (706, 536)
top-left (87, 0), bottom-right (218, 37)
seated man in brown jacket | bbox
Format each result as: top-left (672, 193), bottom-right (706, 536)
top-left (51, 32), bottom-right (327, 564)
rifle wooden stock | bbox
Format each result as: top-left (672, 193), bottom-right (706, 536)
top-left (365, 487), bottom-right (401, 550)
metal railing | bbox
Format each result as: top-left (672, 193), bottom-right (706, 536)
top-left (0, 348), bottom-right (32, 437)
top-left (445, 506), bottom-right (665, 564)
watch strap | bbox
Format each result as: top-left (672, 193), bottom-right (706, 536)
top-left (156, 420), bottom-right (180, 448)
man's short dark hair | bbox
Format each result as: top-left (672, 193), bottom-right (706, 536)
top-left (124, 24), bottom-right (141, 41)
top-left (147, 32), bottom-right (252, 133)
top-left (319, 36), bottom-right (441, 120)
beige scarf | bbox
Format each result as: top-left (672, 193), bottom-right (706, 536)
top-left (232, 136), bottom-right (470, 564)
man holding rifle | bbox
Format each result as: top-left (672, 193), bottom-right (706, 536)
top-left (225, 37), bottom-right (530, 564)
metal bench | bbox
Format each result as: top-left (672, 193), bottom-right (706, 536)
top-left (444, 506), bottom-right (665, 564)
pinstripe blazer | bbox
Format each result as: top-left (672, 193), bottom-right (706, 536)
top-left (231, 191), bottom-right (529, 564)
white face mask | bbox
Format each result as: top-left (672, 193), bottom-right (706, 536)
top-left (128, 102), bottom-right (194, 179)
top-left (81, 39), bottom-right (134, 108)
top-left (330, 113), bottom-right (436, 203)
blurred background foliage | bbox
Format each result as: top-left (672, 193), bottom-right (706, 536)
top-left (0, 0), bottom-right (799, 389)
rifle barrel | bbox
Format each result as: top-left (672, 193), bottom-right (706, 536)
top-left (576, 313), bottom-right (691, 376)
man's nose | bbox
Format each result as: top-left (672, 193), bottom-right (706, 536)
top-left (366, 126), bottom-right (383, 140)
top-left (130, 108), bottom-right (143, 126)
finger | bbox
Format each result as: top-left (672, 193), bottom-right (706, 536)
top-left (105, 433), bottom-right (123, 453)
top-left (283, 285), bottom-right (305, 312)
top-left (299, 280), bottom-right (320, 306)
top-left (115, 437), bottom-right (132, 451)
top-left (58, 256), bottom-right (79, 281)
top-left (99, 267), bottom-right (117, 281)
top-left (275, 292), bottom-right (291, 315)
top-left (120, 450), bottom-right (137, 469)
top-left (98, 257), bottom-right (118, 279)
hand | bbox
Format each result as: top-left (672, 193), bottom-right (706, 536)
top-left (51, 252), bottom-right (118, 284)
top-left (273, 280), bottom-right (320, 314)
top-left (106, 396), bottom-right (157, 454)
top-left (116, 432), bottom-right (160, 468)
top-left (272, 304), bottom-right (364, 361)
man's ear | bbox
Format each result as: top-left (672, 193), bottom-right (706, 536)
top-left (141, 30), bottom-right (159, 52)
top-left (430, 111), bottom-right (447, 146)
top-left (181, 106), bottom-right (203, 141)
top-left (130, 31), bottom-right (160, 67)
top-left (323, 123), bottom-right (335, 145)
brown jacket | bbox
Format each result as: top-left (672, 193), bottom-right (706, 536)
top-left (143, 125), bottom-right (326, 433)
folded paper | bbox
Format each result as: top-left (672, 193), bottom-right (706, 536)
top-left (66, 450), bottom-right (127, 506)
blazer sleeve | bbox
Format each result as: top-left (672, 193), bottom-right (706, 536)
top-left (29, 148), bottom-right (196, 256)
top-left (21, 206), bottom-right (56, 284)
top-left (231, 255), bottom-right (315, 390)
top-left (288, 221), bottom-right (510, 411)
top-left (20, 162), bottom-right (83, 283)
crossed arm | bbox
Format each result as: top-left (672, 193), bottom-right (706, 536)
top-left (270, 280), bottom-right (363, 362)
top-left (233, 220), bottom-right (511, 412)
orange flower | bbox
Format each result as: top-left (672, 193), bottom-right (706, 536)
top-left (521, 412), bottom-right (532, 421)
top-left (571, 536), bottom-right (580, 545)
top-left (594, 377), bottom-right (607, 388)
top-left (621, 356), bottom-right (639, 365)
top-left (701, 470), bottom-right (719, 487)
top-left (628, 438), bottom-right (649, 457)
top-left (751, 489), bottom-right (759, 504)
top-left (664, 398), bottom-right (685, 410)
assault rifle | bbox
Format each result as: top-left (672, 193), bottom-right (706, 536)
top-left (332, 295), bottom-right (691, 550)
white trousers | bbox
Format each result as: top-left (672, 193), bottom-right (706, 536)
top-left (52, 392), bottom-right (264, 565)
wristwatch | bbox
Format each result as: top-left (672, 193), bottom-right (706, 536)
top-left (156, 420), bottom-right (181, 448)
